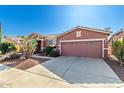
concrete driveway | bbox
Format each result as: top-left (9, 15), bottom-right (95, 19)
top-left (27, 56), bottom-right (122, 84)
top-left (0, 56), bottom-right (123, 88)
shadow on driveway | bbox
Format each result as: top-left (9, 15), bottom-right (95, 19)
top-left (39, 56), bottom-right (122, 84)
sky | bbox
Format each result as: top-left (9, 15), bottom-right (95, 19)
top-left (0, 5), bottom-right (124, 36)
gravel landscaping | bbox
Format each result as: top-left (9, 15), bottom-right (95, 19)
top-left (106, 57), bottom-right (124, 82)
top-left (0, 57), bottom-right (49, 70)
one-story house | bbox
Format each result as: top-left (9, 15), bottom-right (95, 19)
top-left (3, 36), bottom-right (23, 42)
top-left (57, 26), bottom-right (111, 59)
top-left (26, 26), bottom-right (111, 59)
top-left (108, 29), bottom-right (124, 55)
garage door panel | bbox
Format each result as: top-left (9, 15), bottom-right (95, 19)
top-left (61, 41), bottom-right (102, 58)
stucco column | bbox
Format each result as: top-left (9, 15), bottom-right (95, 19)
top-left (102, 39), bottom-right (104, 58)
top-left (41, 39), bottom-right (44, 51)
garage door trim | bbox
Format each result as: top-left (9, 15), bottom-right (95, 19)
top-left (59, 38), bottom-right (106, 58)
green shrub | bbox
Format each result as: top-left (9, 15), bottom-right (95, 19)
top-left (112, 37), bottom-right (124, 66)
top-left (45, 46), bottom-right (53, 55)
top-left (49, 50), bottom-right (60, 57)
top-left (0, 42), bottom-right (16, 54)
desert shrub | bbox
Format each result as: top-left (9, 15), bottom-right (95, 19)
top-left (7, 42), bottom-right (21, 52)
top-left (14, 44), bottom-right (21, 52)
top-left (49, 50), bottom-right (60, 57)
top-left (10, 53), bottom-right (22, 59)
top-left (0, 53), bottom-right (22, 61)
top-left (45, 46), bottom-right (53, 55)
top-left (0, 42), bottom-right (16, 54)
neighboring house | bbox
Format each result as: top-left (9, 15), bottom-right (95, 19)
top-left (45, 34), bottom-right (58, 47)
top-left (28, 33), bottom-right (47, 53)
top-left (57, 26), bottom-right (111, 59)
top-left (108, 29), bottom-right (124, 55)
top-left (3, 36), bottom-right (23, 42)
top-left (28, 33), bottom-right (58, 53)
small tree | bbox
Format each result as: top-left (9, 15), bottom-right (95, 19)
top-left (112, 37), bottom-right (124, 66)
top-left (8, 37), bottom-right (37, 59)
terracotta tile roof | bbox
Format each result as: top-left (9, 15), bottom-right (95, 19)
top-left (4, 36), bottom-right (23, 41)
top-left (109, 29), bottom-right (124, 41)
top-left (28, 33), bottom-right (47, 39)
top-left (45, 34), bottom-right (58, 39)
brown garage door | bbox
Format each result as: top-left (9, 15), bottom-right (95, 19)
top-left (61, 41), bottom-right (102, 58)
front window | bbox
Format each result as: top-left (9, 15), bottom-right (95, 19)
top-left (48, 40), bottom-right (53, 46)
top-left (76, 31), bottom-right (81, 37)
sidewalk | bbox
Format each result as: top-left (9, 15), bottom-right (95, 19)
top-left (0, 64), bottom-right (81, 88)
top-left (32, 54), bottom-right (55, 60)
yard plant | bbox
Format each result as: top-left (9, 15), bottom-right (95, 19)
top-left (49, 50), bottom-right (60, 57)
top-left (112, 37), bottom-right (124, 66)
top-left (8, 36), bottom-right (37, 59)
top-left (45, 46), bottom-right (53, 55)
top-left (0, 42), bottom-right (16, 54)
top-left (0, 23), bottom-right (2, 43)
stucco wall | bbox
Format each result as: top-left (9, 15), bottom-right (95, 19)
top-left (58, 28), bottom-right (107, 40)
top-left (57, 28), bottom-right (109, 59)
